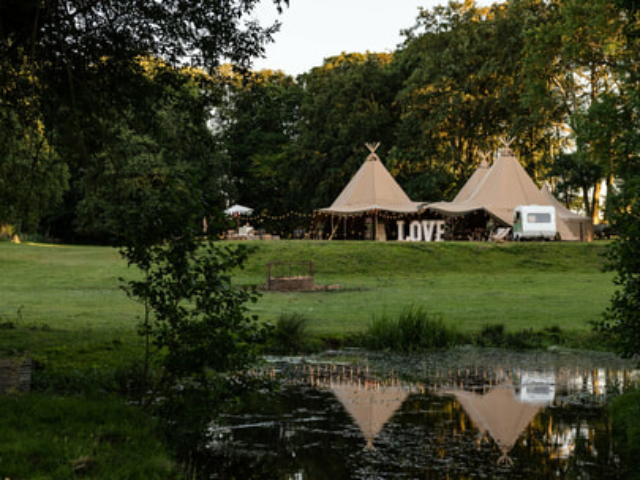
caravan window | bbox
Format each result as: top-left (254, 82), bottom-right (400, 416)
top-left (527, 213), bottom-right (552, 223)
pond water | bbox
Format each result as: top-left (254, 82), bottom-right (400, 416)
top-left (196, 348), bottom-right (639, 479)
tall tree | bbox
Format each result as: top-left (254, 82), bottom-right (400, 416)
top-left (1, 0), bottom-right (287, 240)
top-left (522, 0), bottom-right (625, 222)
top-left (290, 52), bottom-right (402, 210)
top-left (599, 0), bottom-right (640, 358)
top-left (214, 67), bottom-right (302, 216)
top-left (392, 0), bottom-right (557, 201)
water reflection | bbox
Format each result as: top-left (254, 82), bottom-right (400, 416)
top-left (197, 353), bottom-right (639, 479)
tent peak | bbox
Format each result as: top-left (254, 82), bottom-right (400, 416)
top-left (365, 142), bottom-right (380, 154)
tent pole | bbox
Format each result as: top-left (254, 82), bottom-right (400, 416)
top-left (328, 215), bottom-right (339, 241)
top-left (374, 212), bottom-right (378, 241)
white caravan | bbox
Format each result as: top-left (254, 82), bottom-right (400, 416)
top-left (513, 205), bottom-right (557, 240)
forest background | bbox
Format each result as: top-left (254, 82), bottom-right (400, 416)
top-left (3, 0), bottom-right (640, 244)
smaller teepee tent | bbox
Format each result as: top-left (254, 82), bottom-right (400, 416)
top-left (319, 143), bottom-right (423, 215)
top-left (441, 386), bottom-right (544, 464)
top-left (316, 143), bottom-right (424, 240)
top-left (428, 146), bottom-right (548, 226)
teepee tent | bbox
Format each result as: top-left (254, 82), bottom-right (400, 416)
top-left (428, 146), bottom-right (549, 226)
top-left (428, 144), bottom-right (592, 240)
top-left (452, 156), bottom-right (491, 204)
top-left (317, 143), bottom-right (424, 240)
top-left (320, 144), bottom-right (423, 215)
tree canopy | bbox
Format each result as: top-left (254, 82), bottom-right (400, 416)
top-left (2, 0), bottom-right (640, 240)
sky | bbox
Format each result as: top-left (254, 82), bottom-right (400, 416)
top-left (251, 0), bottom-right (492, 76)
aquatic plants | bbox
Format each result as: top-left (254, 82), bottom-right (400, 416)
top-left (265, 312), bottom-right (316, 354)
top-left (365, 305), bottom-right (462, 352)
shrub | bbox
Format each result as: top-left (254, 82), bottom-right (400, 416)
top-left (610, 389), bottom-right (640, 479)
top-left (266, 312), bottom-right (311, 354)
top-left (365, 305), bottom-right (461, 353)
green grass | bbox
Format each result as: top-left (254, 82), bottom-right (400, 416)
top-left (0, 394), bottom-right (174, 479)
top-left (0, 240), bottom-right (615, 351)
top-left (233, 240), bottom-right (615, 338)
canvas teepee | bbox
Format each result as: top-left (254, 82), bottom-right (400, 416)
top-left (441, 386), bottom-right (544, 464)
top-left (428, 145), bottom-right (548, 226)
top-left (331, 380), bottom-right (412, 450)
top-left (317, 143), bottom-right (424, 240)
top-left (428, 144), bottom-right (592, 240)
top-left (320, 143), bottom-right (423, 216)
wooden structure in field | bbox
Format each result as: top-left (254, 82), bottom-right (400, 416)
top-left (266, 261), bottom-right (315, 291)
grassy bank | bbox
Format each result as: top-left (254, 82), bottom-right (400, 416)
top-left (0, 240), bottom-right (614, 349)
top-left (234, 240), bottom-right (614, 338)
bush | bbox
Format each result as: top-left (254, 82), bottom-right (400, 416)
top-left (265, 312), bottom-right (313, 354)
top-left (365, 305), bottom-right (461, 353)
top-left (474, 323), bottom-right (561, 350)
top-left (610, 389), bottom-right (640, 479)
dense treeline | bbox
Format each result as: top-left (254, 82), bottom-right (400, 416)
top-left (1, 0), bottom-right (639, 243)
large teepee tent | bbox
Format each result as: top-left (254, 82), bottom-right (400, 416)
top-left (427, 144), bottom-right (592, 240)
top-left (440, 386), bottom-right (544, 464)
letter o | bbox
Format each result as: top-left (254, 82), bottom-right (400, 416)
top-left (409, 220), bottom-right (422, 241)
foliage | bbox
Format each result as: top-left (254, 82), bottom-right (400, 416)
top-left (289, 52), bottom-right (402, 210)
top-left (391, 1), bottom-right (556, 201)
top-left (598, 0), bottom-right (640, 359)
top-left (609, 389), bottom-right (640, 479)
top-left (474, 323), bottom-right (568, 350)
top-left (601, 181), bottom-right (640, 358)
top-left (365, 305), bottom-right (461, 352)
top-left (0, 108), bottom-right (69, 234)
top-left (74, 62), bottom-right (226, 245)
top-left (121, 237), bottom-right (265, 397)
top-left (1, 0), bottom-right (287, 242)
top-left (215, 68), bottom-right (303, 217)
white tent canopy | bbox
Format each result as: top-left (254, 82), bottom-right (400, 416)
top-left (224, 204), bottom-right (253, 216)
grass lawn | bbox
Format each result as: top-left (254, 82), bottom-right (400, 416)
top-left (234, 240), bottom-right (615, 337)
top-left (0, 240), bottom-right (615, 350)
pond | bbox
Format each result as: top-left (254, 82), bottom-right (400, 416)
top-left (195, 348), bottom-right (639, 479)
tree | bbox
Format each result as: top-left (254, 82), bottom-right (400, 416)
top-left (214, 67), bottom-right (303, 216)
top-left (391, 0), bottom-right (557, 201)
top-left (522, 0), bottom-right (626, 223)
top-left (0, 110), bottom-right (68, 235)
top-left (1, 0), bottom-right (288, 241)
top-left (290, 52), bottom-right (402, 210)
top-left (599, 0), bottom-right (640, 358)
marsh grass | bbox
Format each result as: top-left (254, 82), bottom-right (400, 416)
top-left (265, 312), bottom-right (322, 354)
top-left (365, 305), bottom-right (462, 352)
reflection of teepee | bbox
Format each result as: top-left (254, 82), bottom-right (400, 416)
top-left (441, 386), bottom-right (542, 464)
top-left (331, 381), bottom-right (411, 450)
